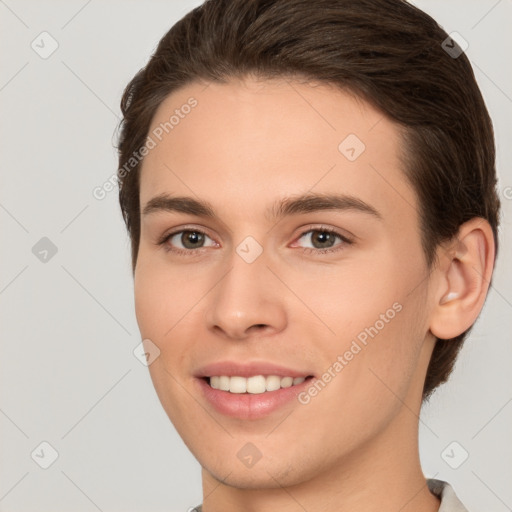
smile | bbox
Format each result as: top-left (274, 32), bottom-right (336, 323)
top-left (194, 361), bottom-right (315, 419)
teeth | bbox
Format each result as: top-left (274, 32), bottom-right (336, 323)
top-left (266, 375), bottom-right (281, 391)
top-left (229, 376), bottom-right (247, 393)
top-left (208, 375), bottom-right (308, 394)
top-left (280, 376), bottom-right (293, 388)
top-left (247, 375), bottom-right (266, 394)
top-left (219, 375), bottom-right (230, 391)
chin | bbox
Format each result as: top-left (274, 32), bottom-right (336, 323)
top-left (204, 463), bottom-right (300, 490)
top-left (198, 448), bottom-right (321, 490)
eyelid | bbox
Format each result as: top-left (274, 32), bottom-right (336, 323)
top-left (158, 224), bottom-right (216, 243)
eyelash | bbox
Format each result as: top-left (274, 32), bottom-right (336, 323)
top-left (157, 225), bottom-right (354, 258)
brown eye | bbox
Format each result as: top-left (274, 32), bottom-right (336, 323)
top-left (309, 231), bottom-right (337, 249)
top-left (161, 229), bottom-right (217, 254)
top-left (180, 231), bottom-right (205, 249)
top-left (298, 229), bottom-right (344, 250)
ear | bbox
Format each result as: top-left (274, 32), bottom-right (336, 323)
top-left (429, 218), bottom-right (496, 340)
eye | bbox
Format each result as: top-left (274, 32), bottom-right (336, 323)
top-left (158, 229), bottom-right (217, 254)
top-left (293, 227), bottom-right (352, 254)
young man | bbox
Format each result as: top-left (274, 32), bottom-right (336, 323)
top-left (116, 1), bottom-right (500, 510)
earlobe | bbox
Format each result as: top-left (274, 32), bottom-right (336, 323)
top-left (429, 218), bottom-right (496, 340)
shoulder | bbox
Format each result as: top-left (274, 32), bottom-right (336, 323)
top-left (427, 478), bottom-right (471, 512)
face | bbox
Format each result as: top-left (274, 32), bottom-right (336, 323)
top-left (134, 77), bottom-right (437, 489)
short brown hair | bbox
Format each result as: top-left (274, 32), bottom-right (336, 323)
top-left (116, 0), bottom-right (500, 401)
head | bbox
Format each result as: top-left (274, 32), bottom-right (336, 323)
top-left (116, 0), bottom-right (499, 490)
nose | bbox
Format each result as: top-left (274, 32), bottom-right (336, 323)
top-left (204, 249), bottom-right (288, 341)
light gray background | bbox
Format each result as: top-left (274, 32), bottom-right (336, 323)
top-left (0, 1), bottom-right (510, 511)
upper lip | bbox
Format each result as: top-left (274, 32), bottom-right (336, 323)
top-left (194, 361), bottom-right (313, 379)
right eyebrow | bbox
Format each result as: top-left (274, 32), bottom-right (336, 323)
top-left (142, 194), bottom-right (216, 218)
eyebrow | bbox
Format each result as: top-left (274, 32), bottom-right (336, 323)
top-left (141, 192), bottom-right (383, 221)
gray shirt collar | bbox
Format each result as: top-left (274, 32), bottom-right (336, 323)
top-left (191, 478), bottom-right (469, 512)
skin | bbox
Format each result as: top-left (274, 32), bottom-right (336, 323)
top-left (134, 77), bottom-right (495, 512)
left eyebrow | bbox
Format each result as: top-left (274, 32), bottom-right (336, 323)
top-left (141, 192), bottom-right (383, 221)
top-left (268, 193), bottom-right (383, 221)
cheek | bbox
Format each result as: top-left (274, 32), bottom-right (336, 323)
top-left (302, 301), bottom-right (427, 454)
top-left (133, 267), bottom-right (166, 338)
top-left (133, 262), bottom-right (195, 418)
top-left (309, 250), bottom-right (428, 398)
top-left (133, 257), bottom-right (208, 398)
top-left (133, 255), bottom-right (199, 338)
top-left (363, 302), bottom-right (423, 382)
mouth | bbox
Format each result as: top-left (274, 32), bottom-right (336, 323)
top-left (203, 374), bottom-right (315, 394)
top-left (194, 361), bottom-right (316, 419)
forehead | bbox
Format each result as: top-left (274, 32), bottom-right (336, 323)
top-left (139, 77), bottom-right (415, 224)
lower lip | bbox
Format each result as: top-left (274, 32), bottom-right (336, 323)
top-left (196, 377), bottom-right (313, 420)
